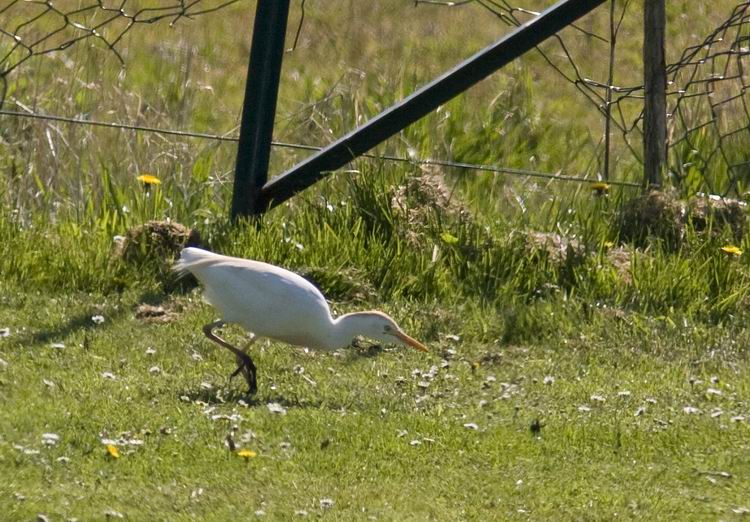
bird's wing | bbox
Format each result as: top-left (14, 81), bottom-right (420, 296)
top-left (176, 248), bottom-right (334, 345)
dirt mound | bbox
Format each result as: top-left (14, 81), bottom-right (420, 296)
top-left (111, 220), bottom-right (201, 291)
top-left (390, 172), bottom-right (473, 247)
top-left (520, 231), bottom-right (585, 264)
top-left (135, 303), bottom-right (179, 324)
top-left (113, 220), bottom-right (201, 263)
top-left (605, 246), bottom-right (633, 285)
top-left (618, 190), bottom-right (747, 247)
top-left (688, 195), bottom-right (746, 240)
top-left (618, 189), bottom-right (686, 248)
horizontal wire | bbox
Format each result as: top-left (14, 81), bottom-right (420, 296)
top-left (0, 109), bottom-right (641, 188)
top-left (3, 1), bottom-right (749, 194)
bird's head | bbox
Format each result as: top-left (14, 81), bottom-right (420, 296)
top-left (354, 311), bottom-right (428, 352)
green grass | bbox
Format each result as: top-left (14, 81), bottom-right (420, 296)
top-left (2, 1), bottom-right (750, 519)
top-left (1, 284), bottom-right (749, 520)
top-left (1, 174), bottom-right (750, 519)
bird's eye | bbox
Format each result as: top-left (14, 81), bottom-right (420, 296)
top-left (383, 325), bottom-right (392, 332)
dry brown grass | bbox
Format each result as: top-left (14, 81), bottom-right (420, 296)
top-left (618, 190), bottom-right (748, 248)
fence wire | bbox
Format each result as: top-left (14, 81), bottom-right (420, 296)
top-left (3, 1), bottom-right (750, 195)
top-left (659, 3), bottom-right (750, 196)
top-left (0, 0), bottom-right (239, 78)
top-left (420, 1), bottom-right (750, 196)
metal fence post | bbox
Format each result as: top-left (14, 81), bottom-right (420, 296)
top-left (643, 0), bottom-right (666, 188)
top-left (257, 0), bottom-right (606, 212)
top-left (230, 0), bottom-right (291, 220)
top-left (602, 0), bottom-right (616, 182)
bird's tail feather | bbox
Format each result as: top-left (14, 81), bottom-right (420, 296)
top-left (173, 247), bottom-right (222, 277)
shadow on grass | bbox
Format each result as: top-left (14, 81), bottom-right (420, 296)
top-left (21, 312), bottom-right (103, 347)
top-left (348, 340), bottom-right (385, 358)
top-left (14, 289), bottom-right (175, 348)
top-left (180, 385), bottom-right (252, 404)
top-left (178, 385), bottom-right (327, 410)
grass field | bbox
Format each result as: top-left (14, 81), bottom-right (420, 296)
top-left (2, 0), bottom-right (750, 520)
top-left (1, 284), bottom-right (749, 520)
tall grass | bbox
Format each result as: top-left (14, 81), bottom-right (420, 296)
top-left (2, 0), bottom-right (750, 335)
top-left (2, 1), bottom-right (743, 215)
top-left (2, 157), bottom-right (750, 342)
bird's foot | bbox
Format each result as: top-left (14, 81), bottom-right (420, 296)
top-left (230, 352), bottom-right (257, 395)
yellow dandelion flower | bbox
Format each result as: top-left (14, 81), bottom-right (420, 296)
top-left (720, 245), bottom-right (743, 256)
top-left (237, 449), bottom-right (257, 461)
top-left (604, 241), bottom-right (615, 248)
top-left (591, 182), bottom-right (610, 195)
top-left (106, 444), bottom-right (120, 459)
top-left (136, 174), bottom-right (161, 185)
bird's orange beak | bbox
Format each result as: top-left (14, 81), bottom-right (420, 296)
top-left (394, 330), bottom-right (428, 352)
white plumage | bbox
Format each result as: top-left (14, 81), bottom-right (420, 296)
top-left (175, 247), bottom-right (427, 393)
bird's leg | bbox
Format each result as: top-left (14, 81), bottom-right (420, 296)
top-left (202, 320), bottom-right (257, 395)
top-left (229, 334), bottom-right (257, 380)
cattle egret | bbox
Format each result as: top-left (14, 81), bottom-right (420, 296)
top-left (174, 247), bottom-right (428, 394)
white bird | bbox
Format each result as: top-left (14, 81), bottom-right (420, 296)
top-left (174, 247), bottom-right (428, 394)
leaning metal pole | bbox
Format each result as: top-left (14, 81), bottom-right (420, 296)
top-left (256, 0), bottom-right (606, 212)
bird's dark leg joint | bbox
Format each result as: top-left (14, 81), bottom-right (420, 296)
top-left (203, 320), bottom-right (225, 338)
top-left (202, 320), bottom-right (257, 395)
top-left (229, 365), bottom-right (244, 380)
top-left (237, 351), bottom-right (258, 395)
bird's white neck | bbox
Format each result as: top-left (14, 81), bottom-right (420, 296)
top-left (325, 312), bottom-right (378, 350)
